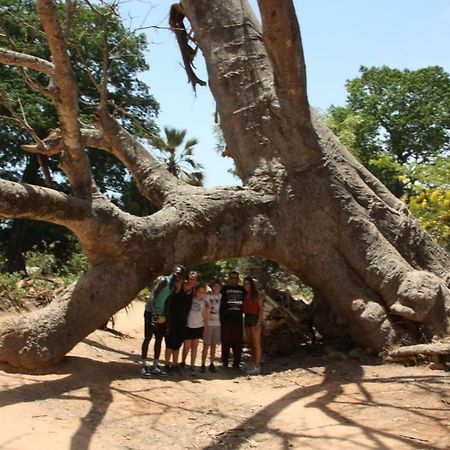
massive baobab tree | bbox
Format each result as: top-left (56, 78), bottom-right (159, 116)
top-left (0, 0), bottom-right (449, 369)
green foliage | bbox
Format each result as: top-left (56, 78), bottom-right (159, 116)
top-left (326, 66), bottom-right (450, 250)
top-left (401, 157), bottom-right (450, 251)
top-left (326, 66), bottom-right (450, 197)
top-left (0, 0), bottom-right (161, 269)
top-left (0, 0), bottom-right (160, 185)
top-left (345, 65), bottom-right (450, 164)
top-left (117, 177), bottom-right (158, 216)
top-left (192, 259), bottom-right (239, 284)
top-left (0, 272), bottom-right (27, 300)
top-left (26, 244), bottom-right (57, 276)
top-left (57, 250), bottom-right (89, 279)
top-left (22, 240), bottom-right (88, 281)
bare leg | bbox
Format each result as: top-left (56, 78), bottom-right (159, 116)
top-left (245, 325), bottom-right (254, 361)
top-left (173, 349), bottom-right (180, 365)
top-left (201, 344), bottom-right (209, 366)
top-left (210, 344), bottom-right (216, 365)
top-left (190, 339), bottom-right (199, 369)
top-left (252, 327), bottom-right (262, 368)
top-left (165, 348), bottom-right (171, 366)
top-left (182, 340), bottom-right (190, 365)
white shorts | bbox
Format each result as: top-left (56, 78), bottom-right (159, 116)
top-left (203, 325), bottom-right (221, 345)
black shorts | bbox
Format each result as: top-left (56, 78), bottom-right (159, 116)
top-left (184, 326), bottom-right (204, 340)
top-left (165, 331), bottom-right (184, 350)
top-left (244, 313), bottom-right (259, 327)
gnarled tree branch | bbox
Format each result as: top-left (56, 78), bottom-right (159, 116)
top-left (0, 179), bottom-right (91, 226)
top-left (93, 111), bottom-right (187, 207)
top-left (21, 127), bottom-right (105, 156)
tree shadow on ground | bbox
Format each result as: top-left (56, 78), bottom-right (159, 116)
top-left (202, 357), bottom-right (449, 449)
top-left (1, 343), bottom-right (448, 450)
top-left (0, 357), bottom-right (134, 450)
top-left (0, 353), bottom-right (246, 450)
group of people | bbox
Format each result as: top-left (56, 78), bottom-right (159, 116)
top-left (140, 265), bottom-right (264, 378)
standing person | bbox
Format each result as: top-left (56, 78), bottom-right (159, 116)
top-left (220, 270), bottom-right (245, 369)
top-left (243, 276), bottom-right (264, 375)
top-left (140, 265), bottom-right (186, 377)
top-left (181, 283), bottom-right (209, 374)
top-left (164, 274), bottom-right (193, 371)
top-left (201, 279), bottom-right (222, 373)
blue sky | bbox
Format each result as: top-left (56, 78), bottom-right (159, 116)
top-left (120, 1), bottom-right (450, 187)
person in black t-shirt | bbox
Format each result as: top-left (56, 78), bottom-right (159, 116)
top-left (220, 270), bottom-right (245, 368)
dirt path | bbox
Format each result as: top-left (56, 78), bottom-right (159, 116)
top-left (1, 301), bottom-right (449, 450)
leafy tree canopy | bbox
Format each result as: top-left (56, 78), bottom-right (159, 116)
top-left (401, 157), bottom-right (450, 251)
top-left (0, 0), bottom-right (160, 270)
top-left (0, 0), bottom-right (160, 188)
top-left (326, 65), bottom-right (450, 249)
top-left (326, 65), bottom-right (450, 196)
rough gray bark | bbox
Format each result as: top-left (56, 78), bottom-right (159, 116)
top-left (0, 0), bottom-right (449, 368)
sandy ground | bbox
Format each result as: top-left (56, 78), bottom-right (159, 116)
top-left (0, 301), bottom-right (449, 450)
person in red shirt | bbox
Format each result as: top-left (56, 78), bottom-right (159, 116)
top-left (243, 276), bottom-right (264, 375)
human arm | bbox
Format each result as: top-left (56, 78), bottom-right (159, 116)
top-left (151, 275), bottom-right (166, 299)
top-left (219, 288), bottom-right (226, 322)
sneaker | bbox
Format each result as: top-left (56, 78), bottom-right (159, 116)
top-left (180, 362), bottom-right (186, 369)
top-left (208, 364), bottom-right (216, 373)
top-left (140, 366), bottom-right (151, 378)
top-left (151, 366), bottom-right (167, 377)
top-left (200, 364), bottom-right (206, 373)
top-left (246, 366), bottom-right (261, 376)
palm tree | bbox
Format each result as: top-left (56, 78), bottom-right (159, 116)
top-left (156, 127), bottom-right (204, 186)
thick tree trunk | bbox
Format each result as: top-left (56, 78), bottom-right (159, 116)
top-left (180, 0), bottom-right (450, 353)
top-left (0, 261), bottom-right (146, 369)
top-left (0, 0), bottom-right (448, 368)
